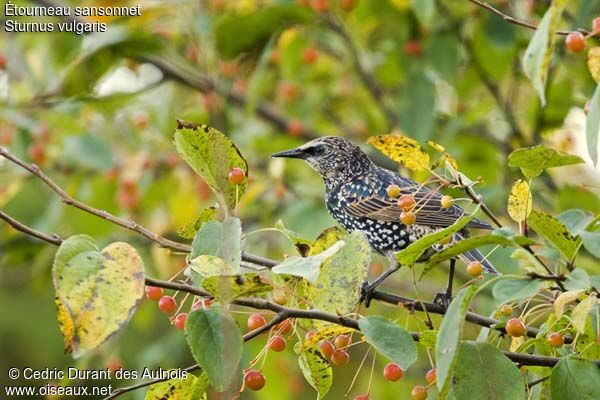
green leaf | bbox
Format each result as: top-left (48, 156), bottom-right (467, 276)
top-left (508, 145), bottom-right (584, 179)
top-left (190, 217), bottom-right (242, 272)
top-left (423, 235), bottom-right (514, 277)
top-left (557, 209), bottom-right (594, 236)
top-left (306, 231), bottom-right (371, 323)
top-left (396, 72), bottom-right (436, 141)
top-left (550, 356), bottom-right (600, 400)
top-left (178, 207), bottom-right (218, 240)
top-left (52, 235), bottom-right (145, 358)
top-left (528, 209), bottom-right (582, 261)
top-left (419, 329), bottom-right (438, 351)
top-left (572, 294), bottom-right (597, 334)
top-left (436, 286), bottom-right (477, 398)
top-left (145, 371), bottom-right (208, 400)
top-left (586, 84), bottom-right (600, 166)
top-left (358, 316), bottom-right (417, 369)
top-left (411, 0), bottom-right (435, 28)
top-left (172, 122), bottom-right (248, 210)
top-left (510, 248), bottom-right (551, 277)
top-left (215, 5), bottom-right (312, 59)
top-left (581, 231), bottom-right (600, 259)
top-left (298, 346), bottom-right (333, 400)
top-left (185, 304), bottom-right (243, 392)
top-left (272, 241), bottom-right (345, 283)
top-left (454, 342), bottom-right (525, 400)
top-left (521, 0), bottom-right (567, 106)
top-left (275, 219), bottom-right (312, 256)
top-left (396, 214), bottom-right (474, 266)
top-left (565, 268), bottom-right (592, 291)
top-left (492, 276), bottom-right (543, 304)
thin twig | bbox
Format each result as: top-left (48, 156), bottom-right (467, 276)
top-left (0, 210), bottom-right (63, 245)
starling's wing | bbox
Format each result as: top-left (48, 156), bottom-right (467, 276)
top-left (342, 169), bottom-right (492, 229)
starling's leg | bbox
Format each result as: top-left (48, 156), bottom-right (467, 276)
top-left (433, 258), bottom-right (456, 308)
top-left (360, 253), bottom-right (401, 307)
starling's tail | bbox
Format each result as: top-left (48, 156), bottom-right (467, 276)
top-left (458, 248), bottom-right (500, 275)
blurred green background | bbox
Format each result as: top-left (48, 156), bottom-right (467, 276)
top-left (1, 0), bottom-right (600, 399)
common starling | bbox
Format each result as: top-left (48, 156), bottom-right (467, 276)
top-left (272, 136), bottom-right (499, 304)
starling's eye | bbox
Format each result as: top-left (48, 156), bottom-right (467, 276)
top-left (314, 145), bottom-right (325, 156)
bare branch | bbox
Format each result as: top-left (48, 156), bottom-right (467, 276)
top-left (0, 210), bottom-right (63, 246)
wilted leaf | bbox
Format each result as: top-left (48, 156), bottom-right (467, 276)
top-left (454, 342), bottom-right (525, 400)
top-left (272, 241), bottom-right (346, 283)
top-left (586, 84), bottom-right (600, 166)
top-left (507, 180), bottom-right (532, 223)
top-left (572, 294), bottom-right (597, 334)
top-left (427, 140), bottom-right (458, 170)
top-left (436, 286), bottom-right (477, 397)
top-left (367, 134), bottom-right (430, 171)
top-left (508, 145), bottom-right (584, 179)
top-left (358, 316), bottom-right (417, 369)
top-left (178, 207), bottom-right (218, 239)
top-left (299, 325), bottom-right (354, 351)
top-left (554, 290), bottom-right (584, 317)
top-left (305, 231), bottom-right (371, 322)
top-left (588, 47), bottom-right (600, 83)
top-left (527, 209), bottom-right (582, 261)
top-left (298, 346), bottom-right (332, 400)
top-left (190, 217), bottom-right (242, 272)
top-left (309, 226), bottom-right (347, 256)
top-left (201, 273), bottom-right (272, 303)
top-left (145, 371), bottom-right (208, 400)
top-left (396, 214), bottom-right (474, 266)
top-left (185, 304), bottom-right (243, 392)
top-left (492, 276), bottom-right (543, 305)
top-left (173, 121), bottom-right (248, 210)
top-left (550, 356), bottom-right (600, 400)
top-left (53, 235), bottom-right (145, 358)
top-left (521, 0), bottom-right (567, 105)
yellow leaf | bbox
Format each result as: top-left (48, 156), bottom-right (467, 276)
top-left (299, 325), bottom-right (354, 352)
top-left (553, 290), bottom-right (584, 317)
top-left (53, 236), bottom-right (145, 358)
top-left (507, 180), bottom-right (532, 223)
top-left (368, 134), bottom-right (430, 171)
top-left (572, 294), bottom-right (597, 334)
top-left (427, 140), bottom-right (458, 171)
top-left (588, 47), bottom-right (600, 83)
top-left (201, 273), bottom-right (272, 303)
top-left (298, 346), bottom-right (332, 399)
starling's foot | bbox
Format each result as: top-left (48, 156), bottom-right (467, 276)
top-left (433, 291), bottom-right (452, 309)
top-left (360, 281), bottom-right (376, 308)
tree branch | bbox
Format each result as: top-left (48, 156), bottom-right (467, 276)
top-left (0, 210), bottom-right (63, 246)
top-left (467, 0), bottom-right (590, 36)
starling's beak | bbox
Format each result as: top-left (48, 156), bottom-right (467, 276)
top-left (271, 147), bottom-right (306, 159)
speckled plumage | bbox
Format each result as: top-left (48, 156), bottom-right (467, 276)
top-left (272, 136), bottom-right (499, 274)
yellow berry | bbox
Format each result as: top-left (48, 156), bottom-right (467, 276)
top-left (466, 261), bottom-right (483, 277)
top-left (440, 195), bottom-right (454, 208)
top-left (400, 210), bottom-right (416, 225)
top-left (386, 184), bottom-right (402, 198)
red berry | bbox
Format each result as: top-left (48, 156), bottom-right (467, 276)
top-left (105, 357), bottom-right (122, 373)
top-left (466, 261), bottom-right (483, 277)
top-left (158, 296), bottom-right (177, 314)
top-left (145, 286), bottom-right (163, 301)
top-left (506, 318), bottom-right (526, 337)
top-left (331, 349), bottom-right (350, 366)
top-left (411, 385), bottom-right (427, 400)
top-left (268, 335), bottom-right (287, 352)
top-left (278, 82), bottom-right (300, 101)
top-left (27, 142), bottom-right (46, 164)
top-left (276, 319), bottom-right (293, 335)
top-left (0, 128), bottom-right (12, 145)
top-left (383, 362), bottom-right (404, 381)
top-left (311, 0), bottom-right (329, 12)
top-left (244, 370), bottom-right (266, 391)
top-left (247, 313), bottom-right (267, 331)
top-left (286, 119), bottom-right (304, 137)
top-left (269, 50), bottom-right (281, 65)
top-left (426, 368), bottom-right (436, 384)
top-left (319, 340), bottom-right (335, 358)
top-left (301, 47), bottom-right (319, 64)
top-left (404, 40), bottom-right (422, 57)
top-left (228, 167), bottom-right (246, 185)
top-left (334, 334), bottom-right (350, 349)
top-left (192, 298), bottom-right (213, 310)
top-left (400, 211), bottom-right (416, 225)
top-left (566, 32), bottom-right (585, 53)
top-left (340, 0), bottom-right (356, 11)
top-left (0, 53), bottom-right (6, 69)
top-left (354, 395), bottom-right (370, 400)
top-left (397, 195), bottom-right (416, 211)
top-left (547, 332), bottom-right (564, 348)
top-left (500, 304), bottom-right (513, 317)
top-left (593, 17), bottom-right (600, 33)
top-left (174, 313), bottom-right (187, 330)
